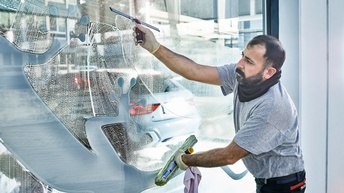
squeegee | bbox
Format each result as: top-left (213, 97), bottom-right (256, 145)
top-left (155, 135), bottom-right (198, 186)
top-left (109, 7), bottom-right (160, 43)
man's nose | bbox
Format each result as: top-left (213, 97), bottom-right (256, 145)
top-left (237, 58), bottom-right (245, 69)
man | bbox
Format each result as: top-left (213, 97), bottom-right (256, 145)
top-left (134, 24), bottom-right (306, 193)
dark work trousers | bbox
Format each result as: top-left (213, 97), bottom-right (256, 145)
top-left (255, 170), bottom-right (306, 193)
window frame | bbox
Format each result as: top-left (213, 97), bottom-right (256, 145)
top-left (264, 0), bottom-right (279, 39)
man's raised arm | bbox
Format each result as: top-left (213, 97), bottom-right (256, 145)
top-left (134, 24), bottom-right (221, 86)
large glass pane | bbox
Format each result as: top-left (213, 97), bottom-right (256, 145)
top-left (0, 0), bottom-right (262, 192)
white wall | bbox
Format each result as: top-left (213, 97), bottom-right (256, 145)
top-left (328, 1), bottom-right (344, 192)
top-left (299, 1), bottom-right (328, 193)
top-left (280, 0), bottom-right (344, 193)
top-left (279, 0), bottom-right (299, 108)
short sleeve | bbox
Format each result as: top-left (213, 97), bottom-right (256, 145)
top-left (216, 64), bottom-right (237, 96)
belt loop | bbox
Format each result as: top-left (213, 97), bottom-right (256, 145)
top-left (264, 178), bottom-right (268, 184)
top-left (296, 172), bottom-right (301, 181)
top-left (296, 170), bottom-right (304, 181)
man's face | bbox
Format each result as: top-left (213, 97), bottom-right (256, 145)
top-left (236, 44), bottom-right (268, 87)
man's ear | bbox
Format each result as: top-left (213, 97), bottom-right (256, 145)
top-left (264, 67), bottom-right (277, 79)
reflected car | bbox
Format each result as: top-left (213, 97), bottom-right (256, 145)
top-left (130, 78), bottom-right (201, 144)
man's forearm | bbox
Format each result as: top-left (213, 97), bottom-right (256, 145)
top-left (182, 148), bottom-right (234, 167)
top-left (153, 45), bottom-right (199, 80)
top-left (182, 140), bottom-right (250, 167)
top-left (152, 45), bottom-right (222, 85)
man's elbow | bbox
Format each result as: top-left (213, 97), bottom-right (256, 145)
top-left (224, 141), bottom-right (251, 165)
top-left (225, 157), bottom-right (240, 165)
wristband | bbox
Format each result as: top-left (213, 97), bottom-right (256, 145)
top-left (175, 149), bottom-right (188, 170)
top-left (150, 43), bottom-right (161, 54)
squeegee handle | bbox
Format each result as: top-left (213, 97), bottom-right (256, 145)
top-left (133, 19), bottom-right (144, 43)
top-left (185, 147), bottom-right (194, 154)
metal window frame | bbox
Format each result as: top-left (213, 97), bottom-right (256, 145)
top-left (264, 0), bottom-right (279, 39)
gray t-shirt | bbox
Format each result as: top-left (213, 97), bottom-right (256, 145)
top-left (217, 63), bottom-right (304, 178)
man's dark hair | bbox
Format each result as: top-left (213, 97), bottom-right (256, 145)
top-left (247, 35), bottom-right (286, 71)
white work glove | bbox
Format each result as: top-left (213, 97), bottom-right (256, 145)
top-left (133, 24), bottom-right (161, 54)
top-left (174, 149), bottom-right (188, 171)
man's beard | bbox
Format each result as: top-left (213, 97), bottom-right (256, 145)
top-left (236, 68), bottom-right (264, 87)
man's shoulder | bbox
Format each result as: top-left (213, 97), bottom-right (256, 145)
top-left (268, 82), bottom-right (293, 105)
top-left (255, 82), bottom-right (297, 121)
top-left (248, 83), bottom-right (294, 113)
